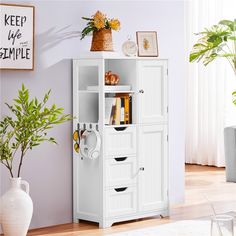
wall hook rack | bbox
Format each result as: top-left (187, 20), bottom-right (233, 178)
top-left (77, 123), bottom-right (99, 132)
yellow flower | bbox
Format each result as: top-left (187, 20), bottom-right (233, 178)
top-left (93, 11), bottom-right (106, 30)
top-left (108, 19), bottom-right (120, 31)
top-left (93, 10), bottom-right (106, 21)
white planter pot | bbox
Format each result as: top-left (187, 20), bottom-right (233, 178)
top-left (0, 178), bottom-right (33, 236)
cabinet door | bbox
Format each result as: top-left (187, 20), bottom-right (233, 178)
top-left (137, 60), bottom-right (168, 124)
top-left (138, 125), bottom-right (168, 212)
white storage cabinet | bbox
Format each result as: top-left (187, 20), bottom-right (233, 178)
top-left (73, 53), bottom-right (169, 228)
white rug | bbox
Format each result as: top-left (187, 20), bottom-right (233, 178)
top-left (108, 220), bottom-right (231, 236)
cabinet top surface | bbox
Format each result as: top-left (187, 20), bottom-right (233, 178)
top-left (73, 52), bottom-right (168, 60)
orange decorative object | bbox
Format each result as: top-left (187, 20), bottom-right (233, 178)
top-left (105, 71), bottom-right (120, 85)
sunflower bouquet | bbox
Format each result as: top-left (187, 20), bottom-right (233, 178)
top-left (81, 11), bottom-right (120, 40)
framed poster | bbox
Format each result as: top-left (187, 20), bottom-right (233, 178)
top-left (0, 3), bottom-right (35, 70)
top-left (136, 31), bottom-right (158, 57)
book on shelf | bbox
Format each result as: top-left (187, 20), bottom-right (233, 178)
top-left (129, 95), bottom-right (132, 124)
top-left (105, 94), bottom-right (132, 125)
top-left (120, 97), bottom-right (125, 125)
top-left (114, 98), bottom-right (121, 125)
top-left (124, 96), bottom-right (130, 124)
top-left (105, 98), bottom-right (116, 125)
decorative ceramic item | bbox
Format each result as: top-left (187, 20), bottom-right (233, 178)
top-left (122, 37), bottom-right (138, 57)
top-left (80, 10), bottom-right (120, 51)
top-left (1, 178), bottom-right (33, 236)
top-left (105, 71), bottom-right (120, 85)
top-left (0, 84), bottom-right (71, 235)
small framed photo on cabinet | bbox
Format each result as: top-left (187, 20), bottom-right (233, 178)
top-left (136, 31), bottom-right (158, 57)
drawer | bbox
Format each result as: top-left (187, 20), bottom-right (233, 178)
top-left (106, 186), bottom-right (137, 217)
top-left (106, 157), bottom-right (137, 187)
top-left (105, 126), bottom-right (136, 156)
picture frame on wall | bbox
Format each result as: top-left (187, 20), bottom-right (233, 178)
top-left (0, 3), bottom-right (35, 70)
top-left (136, 31), bottom-right (158, 57)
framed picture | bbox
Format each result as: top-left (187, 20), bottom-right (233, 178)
top-left (136, 31), bottom-right (158, 57)
top-left (0, 3), bottom-right (35, 70)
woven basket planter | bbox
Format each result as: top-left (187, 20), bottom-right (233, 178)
top-left (90, 28), bottom-right (113, 51)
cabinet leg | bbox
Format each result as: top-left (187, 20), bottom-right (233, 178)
top-left (73, 216), bottom-right (79, 224)
top-left (99, 220), bottom-right (113, 228)
top-left (160, 209), bottom-right (169, 218)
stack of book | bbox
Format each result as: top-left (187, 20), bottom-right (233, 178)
top-left (105, 94), bottom-right (132, 125)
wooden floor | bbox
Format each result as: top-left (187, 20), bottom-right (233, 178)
top-left (26, 164), bottom-right (236, 235)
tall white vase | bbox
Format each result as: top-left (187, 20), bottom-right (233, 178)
top-left (0, 178), bottom-right (33, 236)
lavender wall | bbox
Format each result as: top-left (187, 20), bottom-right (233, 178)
top-left (0, 0), bottom-right (186, 229)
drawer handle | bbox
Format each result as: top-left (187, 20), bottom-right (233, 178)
top-left (114, 157), bottom-right (127, 162)
top-left (114, 187), bottom-right (127, 192)
top-left (114, 127), bottom-right (127, 131)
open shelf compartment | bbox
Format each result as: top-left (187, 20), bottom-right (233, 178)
top-left (104, 59), bottom-right (137, 91)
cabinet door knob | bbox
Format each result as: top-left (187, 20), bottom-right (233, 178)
top-left (139, 89), bottom-right (144, 94)
top-left (139, 167), bottom-right (145, 171)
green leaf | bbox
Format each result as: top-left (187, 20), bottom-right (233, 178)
top-left (219, 20), bottom-right (235, 31)
top-left (22, 84), bottom-right (25, 91)
top-left (81, 26), bottom-right (94, 40)
top-left (82, 17), bottom-right (93, 21)
top-left (189, 52), bottom-right (199, 62)
top-left (228, 36), bottom-right (236, 41)
top-left (14, 98), bottom-right (21, 104)
top-left (15, 105), bottom-right (22, 111)
top-left (233, 91), bottom-right (236, 105)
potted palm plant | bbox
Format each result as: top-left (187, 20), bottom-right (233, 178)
top-left (190, 19), bottom-right (236, 182)
top-left (0, 84), bottom-right (71, 236)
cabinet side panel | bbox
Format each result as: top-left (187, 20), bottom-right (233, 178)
top-left (78, 158), bottom-right (100, 217)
